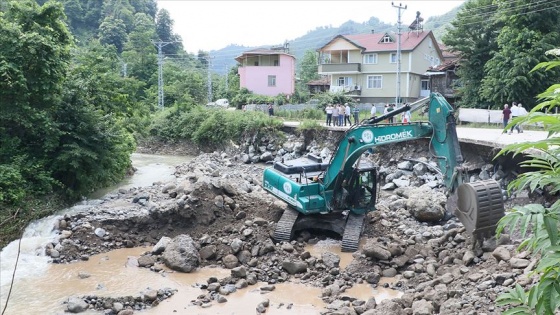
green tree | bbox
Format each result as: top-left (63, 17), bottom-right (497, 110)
top-left (442, 0), bottom-right (499, 108)
top-left (0, 0), bottom-right (73, 198)
top-left (130, 0), bottom-right (157, 19)
top-left (121, 12), bottom-right (157, 84)
top-left (155, 9), bottom-right (182, 55)
top-left (61, 0), bottom-right (84, 31)
top-left (161, 61), bottom-right (205, 108)
top-left (298, 49), bottom-right (319, 89)
top-left (101, 0), bottom-right (135, 33)
top-left (481, 0), bottom-right (560, 109)
top-left (98, 16), bottom-right (127, 53)
top-left (495, 48), bottom-right (560, 314)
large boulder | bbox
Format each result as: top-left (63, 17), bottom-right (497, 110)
top-left (282, 260), bottom-right (308, 274)
top-left (67, 297), bottom-right (89, 313)
top-left (162, 235), bottom-right (200, 272)
top-left (362, 240), bottom-right (392, 260)
top-left (321, 252), bottom-right (340, 268)
top-left (405, 186), bottom-right (447, 222)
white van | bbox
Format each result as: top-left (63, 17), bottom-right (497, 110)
top-left (215, 99), bottom-right (229, 107)
top-left (206, 99), bottom-right (229, 108)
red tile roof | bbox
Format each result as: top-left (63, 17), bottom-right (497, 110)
top-left (322, 30), bottom-right (434, 53)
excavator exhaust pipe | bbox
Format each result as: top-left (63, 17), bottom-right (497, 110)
top-left (454, 180), bottom-right (505, 242)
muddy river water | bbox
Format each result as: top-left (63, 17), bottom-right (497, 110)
top-left (0, 153), bottom-right (401, 314)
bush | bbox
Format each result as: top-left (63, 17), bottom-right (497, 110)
top-left (275, 108), bottom-right (324, 121)
top-left (148, 106), bottom-right (283, 147)
top-left (0, 164), bottom-right (26, 204)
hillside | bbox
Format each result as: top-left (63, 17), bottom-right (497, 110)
top-left (209, 9), bottom-right (461, 74)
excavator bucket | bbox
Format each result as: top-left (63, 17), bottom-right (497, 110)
top-left (454, 180), bottom-right (505, 241)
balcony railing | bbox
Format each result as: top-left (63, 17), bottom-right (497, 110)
top-left (330, 85), bottom-right (361, 94)
top-left (319, 63), bottom-right (361, 73)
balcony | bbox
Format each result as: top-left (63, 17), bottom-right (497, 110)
top-left (330, 85), bottom-right (361, 95)
top-left (319, 63), bottom-right (361, 74)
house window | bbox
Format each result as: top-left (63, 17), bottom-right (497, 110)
top-left (364, 53), bottom-right (378, 64)
top-left (382, 34), bottom-right (393, 43)
top-left (421, 79), bottom-right (429, 90)
top-left (390, 53), bottom-right (397, 63)
top-left (273, 60), bottom-right (279, 66)
top-left (338, 76), bottom-right (352, 86)
top-left (268, 75), bottom-right (276, 87)
top-left (254, 61), bottom-right (259, 66)
top-left (367, 75), bottom-right (382, 89)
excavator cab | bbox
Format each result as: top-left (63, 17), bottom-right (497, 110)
top-left (344, 165), bottom-right (377, 212)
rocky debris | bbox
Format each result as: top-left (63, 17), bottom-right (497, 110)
top-left (50, 135), bottom-right (537, 315)
top-left (64, 288), bottom-right (176, 314)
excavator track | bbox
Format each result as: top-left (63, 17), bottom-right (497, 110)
top-left (341, 213), bottom-right (365, 252)
top-left (273, 208), bottom-right (300, 243)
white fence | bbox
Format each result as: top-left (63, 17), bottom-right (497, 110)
top-left (457, 108), bottom-right (503, 124)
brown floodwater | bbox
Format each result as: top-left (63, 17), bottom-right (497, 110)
top-left (1, 244), bottom-right (402, 315)
top-left (1, 247), bottom-right (322, 315)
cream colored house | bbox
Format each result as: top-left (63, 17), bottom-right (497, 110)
top-left (317, 30), bottom-right (444, 104)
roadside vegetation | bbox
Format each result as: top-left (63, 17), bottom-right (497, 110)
top-left (147, 106), bottom-right (283, 147)
top-left (495, 49), bottom-right (560, 314)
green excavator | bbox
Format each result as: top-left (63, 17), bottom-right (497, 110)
top-left (263, 92), bottom-right (505, 252)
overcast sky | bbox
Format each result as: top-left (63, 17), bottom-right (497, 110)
top-left (157, 1), bottom-right (465, 54)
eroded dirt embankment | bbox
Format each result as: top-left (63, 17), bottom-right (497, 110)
top-left (49, 131), bottom-right (542, 315)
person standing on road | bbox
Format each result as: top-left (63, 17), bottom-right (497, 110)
top-left (338, 104), bottom-right (344, 126)
top-left (387, 103), bottom-right (395, 123)
top-left (509, 102), bottom-right (521, 134)
top-left (370, 104), bottom-right (377, 119)
top-left (332, 104), bottom-right (339, 126)
top-left (353, 105), bottom-right (361, 125)
top-left (325, 104), bottom-right (333, 126)
top-left (402, 106), bottom-right (411, 124)
top-left (344, 103), bottom-right (352, 126)
top-left (517, 103), bottom-right (527, 133)
top-left (502, 103), bottom-right (511, 133)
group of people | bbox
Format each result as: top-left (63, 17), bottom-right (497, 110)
top-left (325, 103), bottom-right (353, 126)
top-left (501, 102), bottom-right (528, 134)
top-left (370, 103), bottom-right (411, 124)
top-left (327, 102), bottom-right (412, 126)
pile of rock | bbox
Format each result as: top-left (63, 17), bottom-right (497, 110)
top-left (65, 288), bottom-right (176, 314)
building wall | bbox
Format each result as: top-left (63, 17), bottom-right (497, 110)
top-left (409, 35), bottom-right (442, 74)
top-left (238, 54), bottom-right (295, 96)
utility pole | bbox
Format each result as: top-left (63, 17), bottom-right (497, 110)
top-left (392, 2), bottom-right (406, 106)
top-left (224, 65), bottom-right (229, 100)
top-left (205, 56), bottom-right (214, 104)
top-left (153, 41), bottom-right (177, 109)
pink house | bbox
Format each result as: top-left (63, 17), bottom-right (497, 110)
top-left (235, 49), bottom-right (296, 97)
